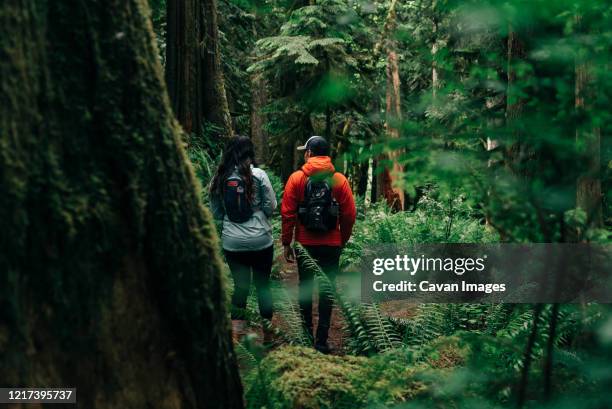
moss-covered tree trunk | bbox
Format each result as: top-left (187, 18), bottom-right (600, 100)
top-left (0, 1), bottom-right (243, 408)
top-left (166, 0), bottom-right (233, 142)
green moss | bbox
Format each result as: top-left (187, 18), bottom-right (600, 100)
top-left (262, 347), bottom-right (366, 408)
top-left (254, 346), bottom-right (432, 409)
top-left (247, 338), bottom-right (505, 409)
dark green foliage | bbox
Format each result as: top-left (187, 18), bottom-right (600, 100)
top-left (149, 0), bottom-right (167, 62)
top-left (12, 0), bottom-right (605, 407)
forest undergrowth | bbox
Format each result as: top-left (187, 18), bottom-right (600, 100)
top-left (188, 149), bottom-right (612, 409)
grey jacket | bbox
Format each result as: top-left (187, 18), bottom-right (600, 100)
top-left (210, 166), bottom-right (277, 251)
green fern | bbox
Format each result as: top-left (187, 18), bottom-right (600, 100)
top-left (402, 304), bottom-right (448, 347)
top-left (295, 244), bottom-right (374, 354)
top-left (360, 303), bottom-right (403, 352)
top-left (295, 244), bottom-right (406, 355)
top-left (270, 281), bottom-right (312, 346)
top-left (486, 303), bottom-right (516, 335)
top-left (235, 339), bottom-right (273, 409)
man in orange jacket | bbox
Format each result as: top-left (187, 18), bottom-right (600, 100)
top-left (281, 136), bottom-right (356, 353)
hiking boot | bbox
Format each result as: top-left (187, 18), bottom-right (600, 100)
top-left (262, 326), bottom-right (275, 346)
top-left (315, 324), bottom-right (331, 353)
top-left (231, 319), bottom-right (247, 343)
top-left (314, 342), bottom-right (331, 354)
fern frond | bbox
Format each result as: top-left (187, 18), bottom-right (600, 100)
top-left (295, 244), bottom-right (376, 355)
top-left (360, 303), bottom-right (403, 352)
top-left (270, 281), bottom-right (311, 346)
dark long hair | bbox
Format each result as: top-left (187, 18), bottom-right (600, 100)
top-left (210, 136), bottom-right (258, 202)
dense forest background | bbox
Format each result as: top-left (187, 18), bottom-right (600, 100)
top-left (151, 0), bottom-right (611, 235)
top-left (149, 0), bottom-right (611, 407)
top-left (1, 0), bottom-right (610, 408)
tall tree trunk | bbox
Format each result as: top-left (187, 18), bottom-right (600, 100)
top-left (280, 138), bottom-right (296, 182)
top-left (431, 0), bottom-right (440, 99)
top-left (383, 49), bottom-right (405, 210)
top-left (166, 0), bottom-right (233, 143)
top-left (251, 72), bottom-right (269, 165)
top-left (506, 28), bottom-right (525, 122)
top-left (165, 0), bottom-right (201, 135)
top-left (575, 16), bottom-right (603, 228)
top-left (371, 158), bottom-right (379, 203)
top-left (375, 0), bottom-right (404, 210)
top-left (505, 26), bottom-right (531, 176)
top-left (382, 0), bottom-right (404, 210)
top-left (202, 0), bottom-right (232, 137)
top-left (0, 1), bottom-right (243, 408)
top-left (356, 161), bottom-right (369, 198)
top-left (295, 113), bottom-right (314, 169)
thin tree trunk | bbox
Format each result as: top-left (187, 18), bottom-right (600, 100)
top-left (0, 1), bottom-right (243, 408)
top-left (431, 0), bottom-right (440, 99)
top-left (251, 72), bottom-right (269, 164)
top-left (371, 158), bottom-right (379, 204)
top-left (325, 103), bottom-right (332, 141)
top-left (356, 161), bottom-right (369, 198)
top-left (544, 303), bottom-right (560, 400)
top-left (505, 26), bottom-right (531, 176)
top-left (166, 0), bottom-right (233, 143)
top-left (385, 49), bottom-right (404, 210)
top-left (506, 28), bottom-right (526, 122)
top-left (517, 304), bottom-right (544, 408)
top-left (295, 113), bottom-right (314, 169)
top-left (281, 138), bottom-right (296, 182)
top-left (575, 16), bottom-right (603, 228)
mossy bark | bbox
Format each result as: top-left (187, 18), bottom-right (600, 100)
top-left (0, 1), bottom-right (243, 408)
top-left (166, 0), bottom-right (233, 142)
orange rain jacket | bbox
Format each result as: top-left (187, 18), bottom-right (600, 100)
top-left (281, 156), bottom-right (356, 247)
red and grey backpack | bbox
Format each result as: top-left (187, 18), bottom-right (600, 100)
top-left (223, 173), bottom-right (253, 223)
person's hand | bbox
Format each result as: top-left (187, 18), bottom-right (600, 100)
top-left (283, 245), bottom-right (295, 263)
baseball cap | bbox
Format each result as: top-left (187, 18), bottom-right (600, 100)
top-left (297, 135), bottom-right (330, 156)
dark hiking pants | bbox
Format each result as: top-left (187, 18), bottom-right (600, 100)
top-left (224, 245), bottom-right (274, 320)
top-left (298, 245), bottom-right (341, 346)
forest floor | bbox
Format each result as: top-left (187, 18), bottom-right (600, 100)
top-left (268, 250), bottom-right (416, 355)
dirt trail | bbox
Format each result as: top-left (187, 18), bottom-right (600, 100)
top-left (267, 249), bottom-right (415, 355)
top-left (271, 252), bottom-right (347, 354)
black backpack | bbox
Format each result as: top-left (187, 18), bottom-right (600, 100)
top-left (223, 174), bottom-right (253, 223)
top-left (298, 173), bottom-right (339, 232)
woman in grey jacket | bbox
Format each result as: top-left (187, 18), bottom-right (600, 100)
top-left (210, 136), bottom-right (277, 343)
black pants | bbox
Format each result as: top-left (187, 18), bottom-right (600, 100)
top-left (297, 245), bottom-right (341, 345)
top-left (224, 246), bottom-right (274, 320)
